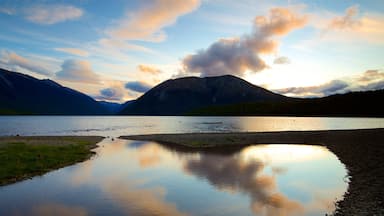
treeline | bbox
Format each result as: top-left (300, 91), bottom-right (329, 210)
top-left (187, 90), bottom-right (384, 117)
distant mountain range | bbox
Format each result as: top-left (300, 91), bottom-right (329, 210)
top-left (0, 68), bottom-right (109, 115)
top-left (186, 90), bottom-right (384, 117)
top-left (1, 68), bottom-right (383, 116)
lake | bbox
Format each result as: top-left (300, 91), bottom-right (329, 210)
top-left (0, 138), bottom-right (347, 216)
top-left (1, 116), bottom-right (383, 215)
top-left (0, 116), bottom-right (383, 136)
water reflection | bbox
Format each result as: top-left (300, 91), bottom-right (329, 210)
top-left (0, 139), bottom-right (347, 216)
top-left (31, 203), bottom-right (88, 216)
top-left (184, 153), bottom-right (303, 215)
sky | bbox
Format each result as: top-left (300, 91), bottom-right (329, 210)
top-left (0, 0), bottom-right (383, 102)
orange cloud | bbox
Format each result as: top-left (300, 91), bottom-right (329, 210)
top-left (255, 7), bottom-right (308, 36)
top-left (328, 5), bottom-right (361, 30)
top-left (138, 64), bottom-right (162, 75)
top-left (317, 5), bottom-right (384, 44)
top-left (137, 144), bottom-right (162, 168)
top-left (107, 0), bottom-right (200, 42)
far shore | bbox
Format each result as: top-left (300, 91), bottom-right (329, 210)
top-left (120, 128), bottom-right (384, 216)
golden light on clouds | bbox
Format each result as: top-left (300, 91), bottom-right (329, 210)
top-left (107, 0), bottom-right (200, 42)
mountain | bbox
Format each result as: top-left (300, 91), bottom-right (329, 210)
top-left (119, 75), bottom-right (289, 115)
top-left (98, 101), bottom-right (122, 114)
top-left (0, 68), bottom-right (108, 115)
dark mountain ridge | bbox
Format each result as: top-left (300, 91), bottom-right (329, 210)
top-left (187, 89), bottom-right (384, 117)
top-left (0, 68), bottom-right (109, 115)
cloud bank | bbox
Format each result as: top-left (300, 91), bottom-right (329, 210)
top-left (182, 7), bottom-right (307, 77)
top-left (275, 80), bottom-right (349, 97)
top-left (274, 70), bottom-right (384, 97)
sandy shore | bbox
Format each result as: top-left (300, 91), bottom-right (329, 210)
top-left (120, 128), bottom-right (384, 216)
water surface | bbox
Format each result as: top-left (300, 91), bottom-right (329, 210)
top-left (0, 139), bottom-right (348, 216)
top-left (0, 116), bottom-right (383, 136)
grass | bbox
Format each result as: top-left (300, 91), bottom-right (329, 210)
top-left (0, 136), bottom-right (103, 186)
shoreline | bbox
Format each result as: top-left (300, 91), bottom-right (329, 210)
top-left (0, 136), bottom-right (104, 186)
top-left (120, 128), bottom-right (384, 216)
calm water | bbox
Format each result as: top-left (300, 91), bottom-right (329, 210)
top-left (0, 139), bottom-right (347, 216)
top-left (0, 116), bottom-right (383, 136)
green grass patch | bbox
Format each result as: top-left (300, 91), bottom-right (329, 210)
top-left (187, 140), bottom-right (208, 147)
top-left (0, 136), bottom-right (103, 186)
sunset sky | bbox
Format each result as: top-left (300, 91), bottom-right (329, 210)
top-left (0, 0), bottom-right (383, 102)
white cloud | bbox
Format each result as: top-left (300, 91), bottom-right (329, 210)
top-left (25, 4), bottom-right (83, 25)
top-left (55, 48), bottom-right (89, 57)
